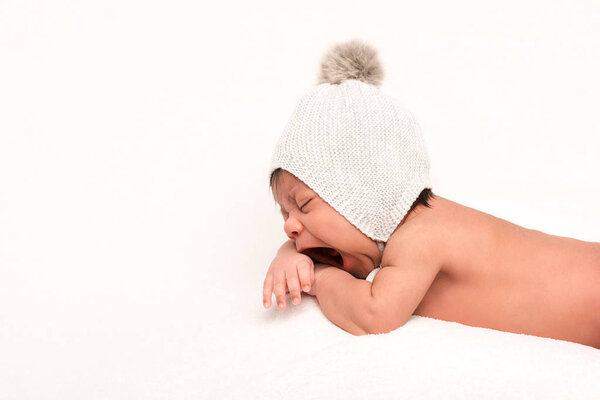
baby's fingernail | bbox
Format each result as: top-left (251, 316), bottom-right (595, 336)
top-left (278, 302), bottom-right (284, 309)
top-left (292, 297), bottom-right (300, 305)
top-left (303, 286), bottom-right (310, 292)
top-left (264, 301), bottom-right (269, 308)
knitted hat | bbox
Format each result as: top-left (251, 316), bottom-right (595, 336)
top-left (269, 39), bottom-right (431, 243)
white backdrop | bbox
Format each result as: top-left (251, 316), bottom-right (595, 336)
top-left (1, 1), bottom-right (599, 398)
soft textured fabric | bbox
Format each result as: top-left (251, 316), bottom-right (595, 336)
top-left (366, 266), bottom-right (381, 283)
top-left (202, 262), bottom-right (600, 399)
top-left (269, 42), bottom-right (431, 242)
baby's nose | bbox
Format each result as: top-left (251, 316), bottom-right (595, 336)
top-left (284, 216), bottom-right (303, 239)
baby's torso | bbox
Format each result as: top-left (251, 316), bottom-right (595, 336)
top-left (392, 197), bottom-right (600, 348)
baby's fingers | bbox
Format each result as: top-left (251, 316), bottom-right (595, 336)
top-left (297, 260), bottom-right (313, 293)
top-left (263, 272), bottom-right (274, 308)
top-left (273, 271), bottom-right (287, 310)
top-left (286, 270), bottom-right (302, 305)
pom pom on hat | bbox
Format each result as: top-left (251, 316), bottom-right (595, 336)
top-left (317, 39), bottom-right (385, 87)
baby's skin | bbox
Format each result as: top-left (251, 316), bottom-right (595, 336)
top-left (263, 170), bottom-right (600, 349)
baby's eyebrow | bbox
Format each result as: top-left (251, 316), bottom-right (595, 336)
top-left (277, 193), bottom-right (298, 216)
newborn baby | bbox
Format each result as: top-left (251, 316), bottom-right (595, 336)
top-left (262, 39), bottom-right (600, 348)
top-left (263, 169), bottom-right (600, 348)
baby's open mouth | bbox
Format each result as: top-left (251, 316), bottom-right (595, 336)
top-left (301, 247), bottom-right (344, 269)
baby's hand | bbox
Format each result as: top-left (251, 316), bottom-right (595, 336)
top-left (263, 251), bottom-right (315, 310)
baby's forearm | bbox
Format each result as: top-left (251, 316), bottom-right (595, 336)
top-left (313, 266), bottom-right (375, 335)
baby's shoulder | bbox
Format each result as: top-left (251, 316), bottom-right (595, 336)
top-left (381, 218), bottom-right (442, 268)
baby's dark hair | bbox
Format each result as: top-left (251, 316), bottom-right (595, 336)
top-left (269, 167), bottom-right (435, 216)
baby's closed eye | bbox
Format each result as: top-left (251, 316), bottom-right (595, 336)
top-left (299, 199), bottom-right (312, 212)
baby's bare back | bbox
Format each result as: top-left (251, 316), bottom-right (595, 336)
top-left (399, 196), bottom-right (600, 348)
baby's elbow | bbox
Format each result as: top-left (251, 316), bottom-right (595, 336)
top-left (363, 309), bottom-right (410, 335)
top-left (365, 321), bottom-right (407, 335)
top-left (353, 293), bottom-right (411, 335)
top-left (348, 325), bottom-right (379, 336)
top-left (345, 316), bottom-right (380, 336)
top-left (348, 326), bottom-right (370, 336)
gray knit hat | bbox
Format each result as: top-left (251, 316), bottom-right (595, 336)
top-left (269, 39), bottom-right (431, 242)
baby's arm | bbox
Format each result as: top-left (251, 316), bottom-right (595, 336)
top-left (313, 255), bottom-right (439, 335)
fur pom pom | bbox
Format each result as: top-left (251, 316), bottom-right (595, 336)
top-left (317, 39), bottom-right (384, 87)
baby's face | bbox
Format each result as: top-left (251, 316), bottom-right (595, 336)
top-left (272, 170), bottom-right (381, 278)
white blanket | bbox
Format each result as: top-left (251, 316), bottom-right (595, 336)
top-left (199, 265), bottom-right (600, 399)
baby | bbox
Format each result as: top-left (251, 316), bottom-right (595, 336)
top-left (262, 40), bottom-right (600, 349)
